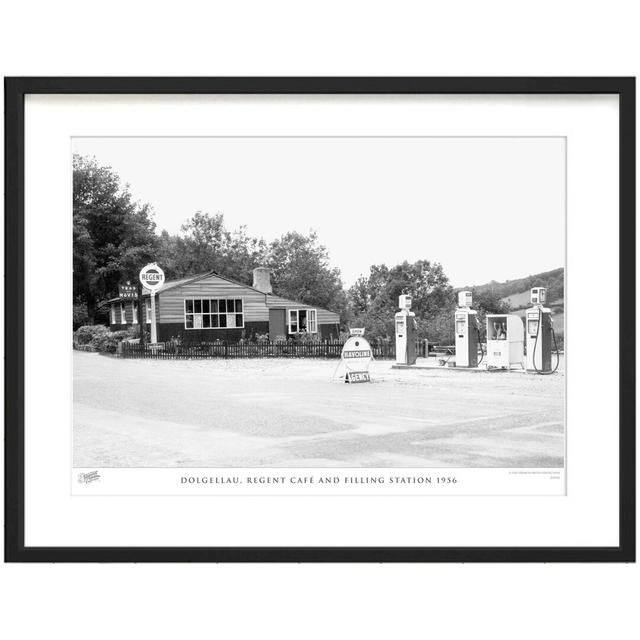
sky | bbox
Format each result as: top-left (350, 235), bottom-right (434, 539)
top-left (72, 137), bottom-right (565, 288)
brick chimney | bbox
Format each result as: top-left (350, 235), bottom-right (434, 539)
top-left (252, 267), bottom-right (272, 294)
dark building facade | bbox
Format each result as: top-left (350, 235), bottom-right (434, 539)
top-left (109, 267), bottom-right (341, 342)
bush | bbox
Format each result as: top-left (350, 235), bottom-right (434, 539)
top-left (74, 325), bottom-right (139, 353)
top-left (291, 332), bottom-right (321, 344)
top-left (74, 324), bottom-right (110, 346)
top-left (91, 330), bottom-right (123, 353)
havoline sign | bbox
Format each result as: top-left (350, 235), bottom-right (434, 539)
top-left (341, 334), bottom-right (373, 383)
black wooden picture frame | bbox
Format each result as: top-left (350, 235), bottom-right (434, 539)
top-left (4, 77), bottom-right (636, 562)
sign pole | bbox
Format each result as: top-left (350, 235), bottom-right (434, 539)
top-left (150, 291), bottom-right (157, 343)
top-left (138, 283), bottom-right (145, 346)
top-left (139, 263), bottom-right (165, 346)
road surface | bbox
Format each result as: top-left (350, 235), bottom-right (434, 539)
top-left (73, 352), bottom-right (564, 468)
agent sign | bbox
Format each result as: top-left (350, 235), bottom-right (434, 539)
top-left (341, 335), bottom-right (373, 383)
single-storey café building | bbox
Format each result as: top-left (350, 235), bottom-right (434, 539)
top-left (108, 267), bottom-right (341, 342)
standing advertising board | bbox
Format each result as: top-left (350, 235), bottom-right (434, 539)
top-left (340, 330), bottom-right (373, 383)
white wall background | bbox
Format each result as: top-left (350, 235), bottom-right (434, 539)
top-left (1, 2), bottom-right (638, 639)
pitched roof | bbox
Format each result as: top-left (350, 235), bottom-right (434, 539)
top-left (104, 272), bottom-right (211, 304)
top-left (105, 270), bottom-right (340, 317)
top-left (265, 295), bottom-right (340, 321)
top-left (154, 272), bottom-right (212, 293)
top-left (266, 294), bottom-right (315, 308)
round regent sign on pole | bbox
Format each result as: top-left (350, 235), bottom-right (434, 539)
top-left (139, 263), bottom-right (165, 292)
top-left (139, 263), bottom-right (165, 344)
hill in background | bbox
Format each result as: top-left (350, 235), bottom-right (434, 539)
top-left (459, 267), bottom-right (564, 335)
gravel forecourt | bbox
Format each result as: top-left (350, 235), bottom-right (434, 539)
top-left (73, 351), bottom-right (565, 468)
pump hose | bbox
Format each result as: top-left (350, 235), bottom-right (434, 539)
top-left (532, 307), bottom-right (560, 375)
top-left (476, 327), bottom-right (484, 366)
top-left (440, 349), bottom-right (454, 366)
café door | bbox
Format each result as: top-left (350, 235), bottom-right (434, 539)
top-left (269, 308), bottom-right (287, 340)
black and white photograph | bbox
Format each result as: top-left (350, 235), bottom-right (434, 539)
top-left (72, 136), bottom-right (565, 480)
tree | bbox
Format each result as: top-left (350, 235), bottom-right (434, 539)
top-left (73, 155), bottom-right (157, 322)
top-left (265, 231), bottom-right (346, 317)
top-left (347, 260), bottom-right (456, 342)
top-left (223, 225), bottom-right (269, 285)
top-left (155, 229), bottom-right (188, 280)
top-left (471, 288), bottom-right (511, 315)
top-left (470, 288), bottom-right (511, 340)
top-left (156, 211), bottom-right (268, 284)
top-left (349, 276), bottom-right (370, 315)
top-left (180, 211), bottom-right (227, 272)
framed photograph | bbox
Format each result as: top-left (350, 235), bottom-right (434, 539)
top-left (5, 77), bottom-right (635, 562)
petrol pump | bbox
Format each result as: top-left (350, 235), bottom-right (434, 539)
top-left (395, 294), bottom-right (417, 366)
top-left (486, 313), bottom-right (525, 369)
top-left (454, 291), bottom-right (480, 367)
top-left (525, 287), bottom-right (559, 374)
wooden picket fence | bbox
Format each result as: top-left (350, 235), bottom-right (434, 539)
top-left (118, 340), bottom-right (424, 360)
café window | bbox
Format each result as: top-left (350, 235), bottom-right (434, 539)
top-left (132, 301), bottom-right (139, 324)
top-left (110, 304), bottom-right (117, 325)
top-left (288, 309), bottom-right (317, 334)
top-left (120, 302), bottom-right (127, 324)
top-left (184, 298), bottom-right (244, 329)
